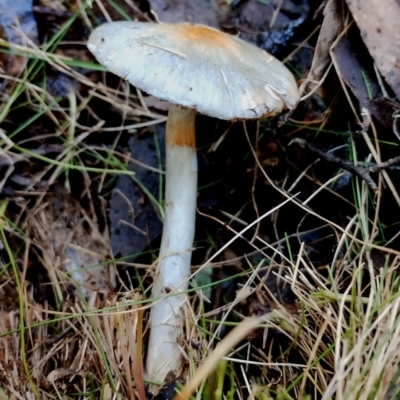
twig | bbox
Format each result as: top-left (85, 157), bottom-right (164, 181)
top-left (368, 155), bottom-right (400, 173)
top-left (291, 138), bottom-right (400, 192)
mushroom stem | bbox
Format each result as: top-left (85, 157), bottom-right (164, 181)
top-left (146, 105), bottom-right (197, 385)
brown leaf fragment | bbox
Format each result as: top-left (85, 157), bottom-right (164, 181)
top-left (346, 0), bottom-right (400, 100)
top-left (47, 368), bottom-right (83, 383)
top-left (310, 0), bottom-right (342, 79)
top-left (299, 0), bottom-right (343, 96)
top-left (332, 31), bottom-right (395, 129)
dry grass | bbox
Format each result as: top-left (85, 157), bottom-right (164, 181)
top-left (2, 174), bottom-right (400, 399)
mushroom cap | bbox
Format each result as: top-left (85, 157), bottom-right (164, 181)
top-left (88, 22), bottom-right (299, 120)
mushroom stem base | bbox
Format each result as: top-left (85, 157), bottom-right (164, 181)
top-left (146, 106), bottom-right (197, 386)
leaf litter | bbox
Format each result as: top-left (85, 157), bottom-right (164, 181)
top-left (345, 0), bottom-right (400, 100)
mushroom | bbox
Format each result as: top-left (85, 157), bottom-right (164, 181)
top-left (88, 21), bottom-right (299, 385)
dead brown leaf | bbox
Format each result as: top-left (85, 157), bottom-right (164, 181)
top-left (346, 0), bottom-right (400, 99)
top-left (47, 368), bottom-right (83, 384)
top-left (299, 0), bottom-right (343, 96)
top-left (332, 32), bottom-right (395, 129)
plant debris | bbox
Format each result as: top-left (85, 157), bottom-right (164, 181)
top-left (345, 0), bottom-right (400, 99)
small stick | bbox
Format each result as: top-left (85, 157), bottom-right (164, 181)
top-left (291, 138), bottom-right (400, 192)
